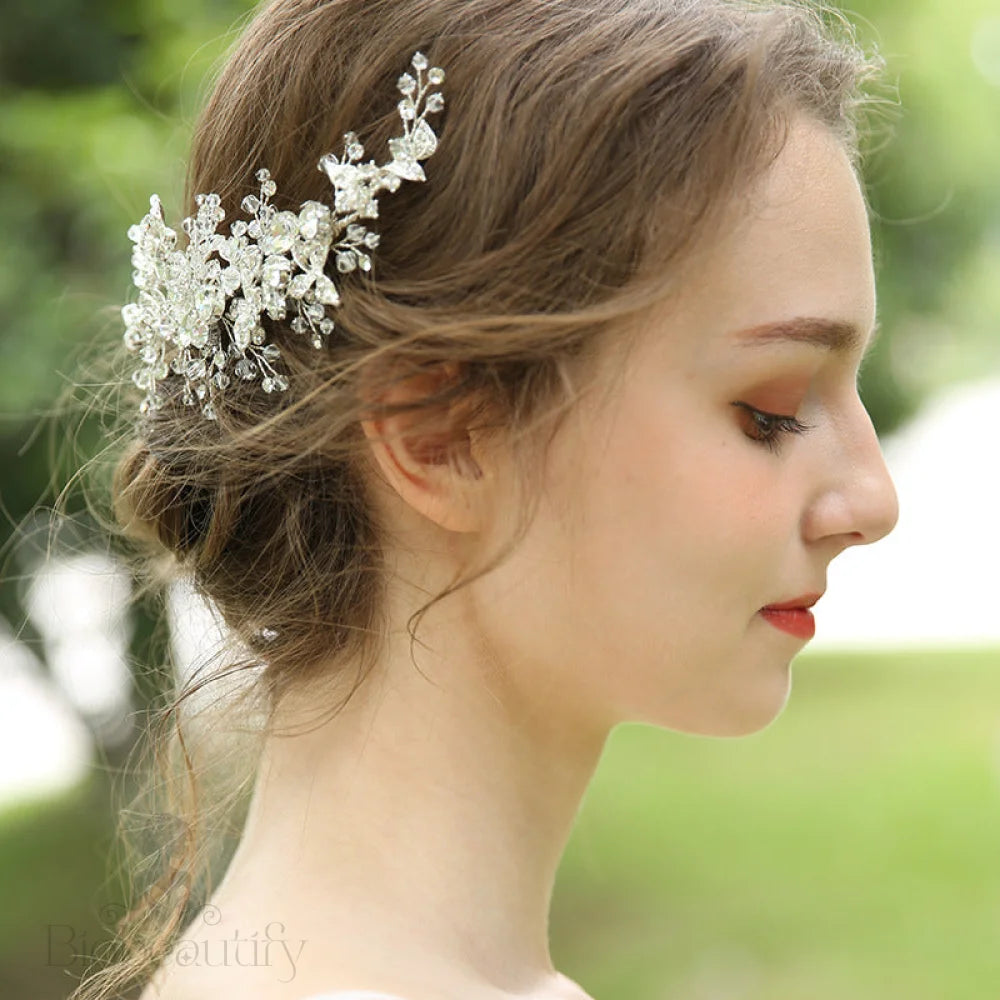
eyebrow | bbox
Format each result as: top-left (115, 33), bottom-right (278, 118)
top-left (732, 317), bottom-right (881, 358)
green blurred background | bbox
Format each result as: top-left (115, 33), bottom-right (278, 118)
top-left (1, 1), bottom-right (998, 998)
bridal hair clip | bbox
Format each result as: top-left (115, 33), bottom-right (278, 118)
top-left (121, 51), bottom-right (445, 422)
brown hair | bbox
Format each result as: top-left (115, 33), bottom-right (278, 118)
top-left (69, 1), bottom-right (890, 996)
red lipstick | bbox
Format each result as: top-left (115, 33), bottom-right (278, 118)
top-left (759, 593), bottom-right (821, 640)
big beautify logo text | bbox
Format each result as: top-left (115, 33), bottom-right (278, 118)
top-left (47, 904), bottom-right (307, 983)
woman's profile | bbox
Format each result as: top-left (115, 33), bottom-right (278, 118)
top-left (71, 1), bottom-right (900, 998)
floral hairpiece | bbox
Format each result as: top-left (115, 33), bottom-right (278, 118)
top-left (121, 51), bottom-right (445, 422)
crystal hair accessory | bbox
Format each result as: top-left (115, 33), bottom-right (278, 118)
top-left (121, 50), bottom-right (445, 422)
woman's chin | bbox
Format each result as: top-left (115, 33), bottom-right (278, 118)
top-left (644, 667), bottom-right (793, 738)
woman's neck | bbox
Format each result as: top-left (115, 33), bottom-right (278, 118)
top-left (208, 608), bottom-right (608, 999)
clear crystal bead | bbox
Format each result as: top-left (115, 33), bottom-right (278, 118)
top-left (190, 324), bottom-right (210, 349)
top-left (234, 324), bottom-right (252, 351)
top-left (235, 358), bottom-right (257, 380)
top-left (262, 257), bottom-right (290, 287)
top-left (298, 210), bottom-right (319, 240)
top-left (288, 273), bottom-right (313, 299)
top-left (290, 316), bottom-right (308, 334)
top-left (261, 212), bottom-right (298, 254)
top-left (428, 67), bottom-right (445, 85)
top-left (195, 287), bottom-right (216, 318)
top-left (412, 52), bottom-right (428, 71)
top-left (240, 244), bottom-right (263, 273)
top-left (426, 93), bottom-right (444, 112)
top-left (335, 252), bottom-right (356, 273)
top-left (397, 72), bottom-right (417, 95)
top-left (220, 266), bottom-right (241, 296)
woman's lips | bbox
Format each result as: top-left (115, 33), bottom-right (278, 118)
top-left (762, 592), bottom-right (822, 611)
top-left (758, 606), bottom-right (816, 639)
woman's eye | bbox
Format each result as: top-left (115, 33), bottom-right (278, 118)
top-left (731, 402), bottom-right (814, 455)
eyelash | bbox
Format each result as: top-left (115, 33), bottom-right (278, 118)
top-left (731, 402), bottom-right (814, 455)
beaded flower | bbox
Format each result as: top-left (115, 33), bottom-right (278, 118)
top-left (121, 51), bottom-right (445, 421)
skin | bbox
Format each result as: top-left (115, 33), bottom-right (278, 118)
top-left (145, 115), bottom-right (898, 1000)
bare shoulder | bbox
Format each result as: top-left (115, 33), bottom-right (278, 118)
top-left (136, 899), bottom-right (593, 1000)
top-left (134, 916), bottom-right (320, 1000)
top-left (137, 934), bottom-right (423, 1000)
top-left (141, 964), bottom-right (591, 1000)
top-left (137, 956), bottom-right (397, 1000)
top-left (138, 964), bottom-right (392, 1000)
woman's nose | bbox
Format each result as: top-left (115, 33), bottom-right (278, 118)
top-left (804, 400), bottom-right (901, 549)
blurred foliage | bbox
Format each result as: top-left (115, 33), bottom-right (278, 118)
top-left (851, 0), bottom-right (1000, 422)
top-left (0, 0), bottom-right (257, 643)
top-left (556, 646), bottom-right (1000, 1000)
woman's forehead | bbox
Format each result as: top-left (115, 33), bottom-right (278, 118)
top-left (643, 120), bottom-right (877, 360)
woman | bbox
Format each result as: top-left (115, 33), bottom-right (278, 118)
top-left (75, 0), bottom-right (899, 998)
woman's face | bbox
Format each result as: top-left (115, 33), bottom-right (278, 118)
top-left (470, 116), bottom-right (900, 738)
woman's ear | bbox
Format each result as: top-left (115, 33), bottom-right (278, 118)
top-left (359, 361), bottom-right (488, 533)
